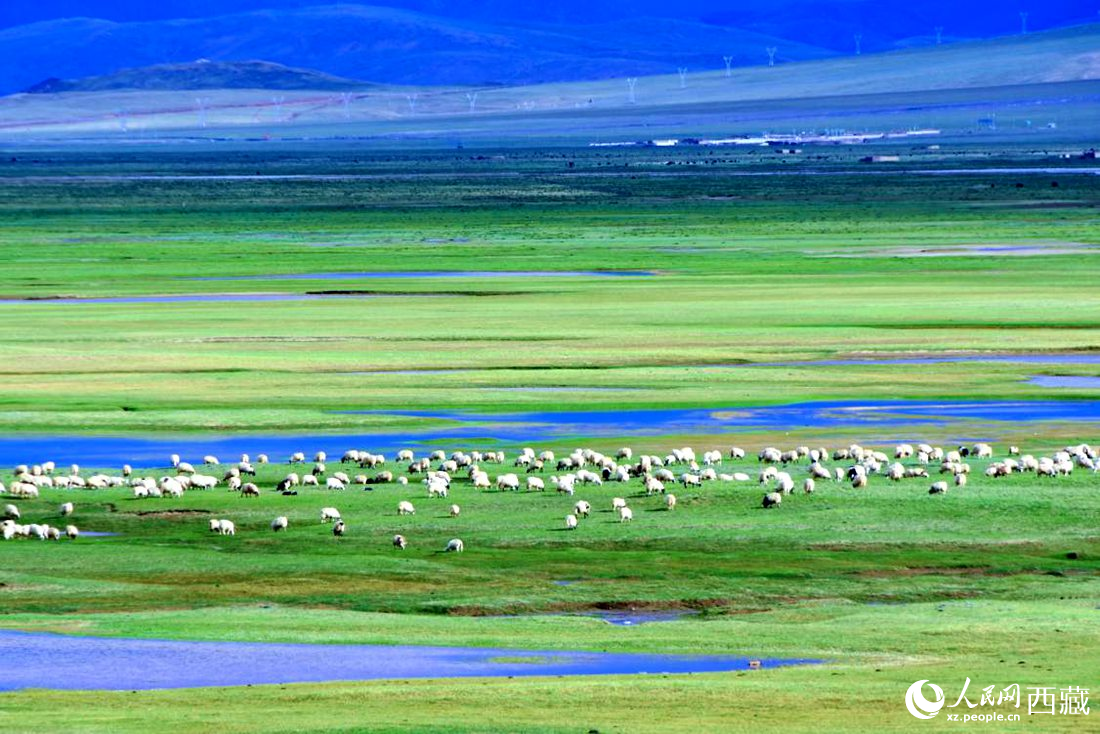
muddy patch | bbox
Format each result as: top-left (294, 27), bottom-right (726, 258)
top-left (131, 510), bottom-right (211, 520)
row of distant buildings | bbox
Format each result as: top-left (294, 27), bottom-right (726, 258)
top-left (590, 129), bottom-right (942, 148)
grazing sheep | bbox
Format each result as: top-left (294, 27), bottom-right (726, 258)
top-left (803, 478), bottom-right (815, 494)
top-left (241, 483), bottom-right (260, 498)
top-left (326, 477), bottom-right (346, 491)
top-left (565, 513), bottom-right (578, 530)
top-left (729, 447), bottom-right (746, 459)
top-left (955, 474), bottom-right (967, 488)
top-left (445, 538), bottom-right (464, 553)
top-left (65, 524), bottom-right (79, 539)
top-left (203, 455), bottom-right (220, 465)
top-left (929, 481), bottom-right (949, 495)
top-left (666, 493), bottom-right (677, 510)
top-left (762, 492), bottom-right (783, 509)
top-left (176, 462), bottom-right (195, 475)
top-left (680, 473), bottom-right (702, 488)
top-left (496, 473), bottom-right (520, 492)
top-left (526, 477), bottom-right (545, 492)
top-left (302, 475), bottom-right (319, 487)
top-left (618, 506), bottom-right (633, 523)
top-left (257, 454), bottom-right (269, 464)
top-left (398, 500), bottom-right (416, 516)
top-left (219, 520), bottom-right (235, 536)
top-left (393, 534), bottom-right (407, 550)
top-left (320, 507), bottom-right (342, 523)
top-left (3, 504), bottom-right (19, 520)
top-left (397, 476), bottom-right (408, 486)
top-left (289, 452), bottom-right (306, 464)
top-left (332, 520), bottom-right (346, 537)
top-left (271, 516), bottom-right (288, 532)
top-left (59, 502), bottom-right (74, 516)
top-left (612, 497), bottom-right (627, 512)
top-left (645, 476), bottom-right (665, 495)
top-left (775, 472), bottom-right (795, 495)
top-left (573, 500), bottom-right (591, 518)
top-left (758, 447), bottom-right (781, 464)
top-left (46, 526), bottom-right (61, 541)
top-left (733, 472), bottom-right (750, 482)
top-left (449, 504), bottom-right (461, 518)
top-left (190, 474), bottom-right (218, 490)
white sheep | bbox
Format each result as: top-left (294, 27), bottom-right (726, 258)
top-left (320, 507), bottom-right (342, 523)
top-left (445, 538), bottom-right (464, 552)
top-left (59, 502), bottom-right (74, 516)
top-left (219, 520), bottom-right (235, 536)
top-left (618, 506), bottom-right (633, 523)
top-left (565, 513), bottom-right (578, 530)
top-left (302, 475), bottom-right (319, 487)
top-left (762, 492), bottom-right (782, 509)
top-left (496, 473), bottom-right (520, 492)
top-left (271, 516), bottom-right (288, 532)
top-left (449, 504), bottom-right (461, 517)
top-left (803, 478), bottom-right (815, 494)
top-left (775, 472), bottom-right (795, 494)
top-left (190, 474), bottom-right (218, 490)
top-left (3, 504), bottom-right (19, 520)
top-left (398, 500), bottom-right (416, 516)
top-left (573, 500), bottom-right (591, 518)
top-left (526, 477), bottom-right (545, 492)
top-left (326, 477), bottom-right (346, 490)
top-left (393, 534), bottom-right (407, 550)
top-left (332, 520), bottom-right (346, 537)
top-left (203, 455), bottom-right (220, 465)
top-left (65, 524), bottom-right (79, 539)
top-left (929, 481), bottom-right (948, 495)
top-left (611, 497), bottom-right (627, 512)
top-left (645, 476), bottom-right (665, 495)
top-left (666, 493), bottom-right (677, 510)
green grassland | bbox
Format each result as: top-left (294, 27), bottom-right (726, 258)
top-left (0, 143), bottom-right (1098, 732)
top-left (0, 453), bottom-right (1098, 733)
top-left (0, 145), bottom-right (1097, 435)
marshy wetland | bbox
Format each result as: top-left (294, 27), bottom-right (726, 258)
top-left (0, 144), bottom-right (1098, 732)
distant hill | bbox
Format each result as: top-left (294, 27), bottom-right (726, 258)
top-left (2, 21), bottom-right (1097, 144)
top-left (24, 60), bottom-right (374, 93)
top-left (0, 4), bottom-right (832, 94)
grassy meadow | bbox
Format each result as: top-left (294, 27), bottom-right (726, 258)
top-left (0, 143), bottom-right (1098, 731)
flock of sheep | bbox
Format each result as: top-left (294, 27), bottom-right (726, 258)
top-left (2, 440), bottom-right (1097, 550)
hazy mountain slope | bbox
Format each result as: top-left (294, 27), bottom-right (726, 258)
top-left (2, 22), bottom-right (1096, 143)
top-left (0, 4), bottom-right (831, 94)
top-left (25, 60), bottom-right (376, 93)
